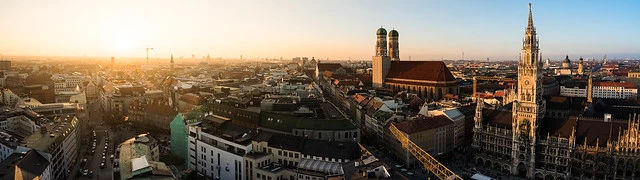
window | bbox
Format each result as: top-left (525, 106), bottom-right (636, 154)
top-left (295, 154), bottom-right (299, 158)
top-left (278, 150), bottom-right (282, 156)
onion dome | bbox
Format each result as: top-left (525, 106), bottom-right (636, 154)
top-left (389, 29), bottom-right (399, 37)
top-left (376, 27), bottom-right (387, 35)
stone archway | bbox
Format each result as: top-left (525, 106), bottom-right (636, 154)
top-left (476, 157), bottom-right (484, 165)
top-left (535, 172), bottom-right (544, 180)
top-left (517, 163), bottom-right (527, 178)
top-left (545, 174), bottom-right (554, 180)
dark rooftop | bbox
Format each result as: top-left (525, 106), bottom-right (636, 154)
top-left (0, 153), bottom-right (21, 180)
top-left (482, 109), bottom-right (513, 129)
top-left (15, 150), bottom-right (50, 180)
top-left (575, 118), bottom-right (627, 147)
top-left (302, 139), bottom-right (360, 160)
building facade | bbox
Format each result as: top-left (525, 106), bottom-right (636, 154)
top-left (592, 82), bottom-right (638, 99)
top-left (188, 117), bottom-right (253, 180)
top-left (473, 4), bottom-right (640, 179)
top-left (20, 115), bottom-right (79, 180)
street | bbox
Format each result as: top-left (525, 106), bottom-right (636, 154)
top-left (68, 100), bottom-right (116, 180)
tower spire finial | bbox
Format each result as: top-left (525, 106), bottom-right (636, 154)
top-left (527, 3), bottom-right (534, 30)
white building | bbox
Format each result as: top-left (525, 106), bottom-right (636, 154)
top-left (52, 73), bottom-right (91, 94)
top-left (560, 81), bottom-right (587, 97)
top-left (188, 116), bottom-right (253, 180)
top-left (593, 82), bottom-right (638, 99)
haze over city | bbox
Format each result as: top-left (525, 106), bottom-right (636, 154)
top-left (4, 1), bottom-right (640, 180)
top-left (1, 0), bottom-right (639, 61)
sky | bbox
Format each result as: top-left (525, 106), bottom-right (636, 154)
top-left (1, 0), bottom-right (639, 61)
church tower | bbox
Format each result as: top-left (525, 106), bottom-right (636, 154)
top-left (388, 29), bottom-right (400, 61)
top-left (577, 57), bottom-right (584, 74)
top-left (512, 3), bottom-right (545, 178)
top-left (372, 27), bottom-right (391, 87)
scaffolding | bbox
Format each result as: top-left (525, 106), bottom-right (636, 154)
top-left (389, 123), bottom-right (463, 180)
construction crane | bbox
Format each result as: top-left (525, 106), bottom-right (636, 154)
top-left (146, 47), bottom-right (154, 65)
top-left (389, 123), bottom-right (463, 180)
top-left (472, 76), bottom-right (516, 102)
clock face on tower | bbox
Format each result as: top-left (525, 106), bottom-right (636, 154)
top-left (522, 78), bottom-right (534, 88)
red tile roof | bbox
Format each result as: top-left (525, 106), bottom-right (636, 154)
top-left (393, 115), bottom-right (453, 134)
top-left (385, 61), bottom-right (456, 82)
top-left (575, 119), bottom-right (626, 147)
top-left (594, 81), bottom-right (637, 89)
top-left (385, 79), bottom-right (457, 87)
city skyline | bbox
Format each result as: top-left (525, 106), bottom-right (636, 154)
top-left (1, 0), bottom-right (639, 61)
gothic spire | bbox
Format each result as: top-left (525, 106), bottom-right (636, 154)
top-left (527, 3), bottom-right (534, 31)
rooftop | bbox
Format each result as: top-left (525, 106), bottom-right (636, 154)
top-left (0, 153), bottom-right (21, 180)
top-left (482, 108), bottom-right (513, 129)
top-left (393, 115), bottom-right (453, 134)
top-left (118, 134), bottom-right (159, 180)
top-left (15, 150), bottom-right (50, 180)
top-left (594, 81), bottom-right (637, 89)
top-left (302, 139), bottom-right (360, 160)
top-left (22, 115), bottom-right (78, 152)
top-left (385, 61), bottom-right (456, 82)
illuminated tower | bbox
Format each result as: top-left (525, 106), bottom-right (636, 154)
top-left (577, 57), bottom-right (584, 74)
top-left (388, 29), bottom-right (400, 61)
top-left (372, 27), bottom-right (391, 87)
top-left (512, 3), bottom-right (544, 178)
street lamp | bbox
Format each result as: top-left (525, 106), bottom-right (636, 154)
top-left (146, 48), bottom-right (154, 65)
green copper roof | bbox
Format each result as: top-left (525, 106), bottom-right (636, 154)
top-left (389, 29), bottom-right (399, 37)
top-left (376, 27), bottom-right (387, 35)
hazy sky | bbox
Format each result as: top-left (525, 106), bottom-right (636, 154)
top-left (1, 0), bottom-right (639, 61)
